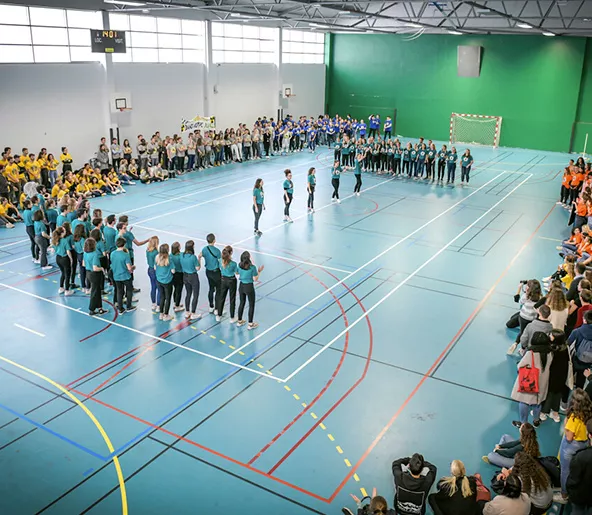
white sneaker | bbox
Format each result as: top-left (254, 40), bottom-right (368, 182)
top-left (185, 311), bottom-right (191, 319)
top-left (542, 276), bottom-right (552, 282)
top-left (190, 313), bottom-right (202, 320)
top-left (247, 322), bottom-right (259, 330)
top-left (556, 201), bottom-right (563, 205)
top-left (556, 246), bottom-right (563, 251)
top-left (155, 305), bottom-right (160, 313)
top-left (33, 259), bottom-right (40, 264)
top-left (539, 412), bottom-right (548, 421)
top-left (209, 306), bottom-right (214, 313)
top-left (174, 306), bottom-right (185, 312)
top-left (337, 199), bottom-right (341, 204)
top-left (550, 411), bottom-right (561, 423)
top-left (58, 287), bottom-right (65, 294)
top-left (64, 290), bottom-right (73, 296)
top-left (152, 303), bottom-right (157, 311)
top-left (230, 317), bottom-right (237, 324)
top-left (42, 265), bottom-right (53, 270)
top-left (356, 192), bottom-right (360, 196)
top-left (214, 309), bottom-right (219, 316)
top-left (163, 314), bottom-right (174, 321)
top-left (216, 315), bottom-right (221, 322)
top-left (506, 342), bottom-right (518, 355)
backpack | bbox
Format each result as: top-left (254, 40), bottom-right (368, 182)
top-left (518, 353), bottom-right (540, 394)
top-left (576, 337), bottom-right (592, 363)
top-left (537, 456), bottom-right (561, 488)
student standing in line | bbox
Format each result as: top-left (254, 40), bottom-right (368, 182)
top-left (307, 167), bottom-right (316, 213)
top-left (252, 178), bottom-right (264, 236)
top-left (331, 159), bottom-right (342, 203)
top-left (33, 210), bottom-right (51, 270)
top-left (402, 143), bottom-right (412, 177)
top-left (146, 236), bottom-right (160, 311)
top-left (84, 237), bottom-right (108, 316)
top-left (52, 226), bottom-right (73, 295)
top-left (110, 237), bottom-right (136, 314)
top-left (216, 245), bottom-right (238, 323)
top-left (170, 241), bottom-right (185, 313)
top-left (23, 199), bottom-right (40, 263)
top-left (426, 144), bottom-right (436, 182)
top-left (199, 234), bottom-right (222, 315)
top-left (155, 243), bottom-right (175, 321)
top-left (416, 143), bottom-right (427, 179)
top-left (353, 153), bottom-right (363, 196)
top-left (437, 144), bottom-right (448, 183)
top-left (118, 216), bottom-right (149, 293)
top-left (283, 169), bottom-right (294, 223)
top-left (460, 149), bottom-right (474, 186)
top-left (447, 146), bottom-right (458, 185)
top-left (236, 251), bottom-right (264, 330)
top-left (180, 240), bottom-right (201, 320)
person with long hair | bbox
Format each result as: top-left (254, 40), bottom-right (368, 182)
top-left (84, 237), bottom-right (107, 316)
top-left (33, 209), bottom-right (51, 270)
top-left (170, 241), bottom-right (185, 314)
top-left (352, 153), bottom-right (364, 195)
top-left (511, 331), bottom-right (553, 427)
top-left (460, 149), bottom-right (474, 185)
top-left (556, 388), bottom-right (592, 503)
top-left (483, 422), bottom-right (540, 469)
top-left (545, 283), bottom-right (569, 330)
top-left (236, 251), bottom-right (264, 330)
top-left (482, 473), bottom-right (530, 515)
top-left (283, 169), bottom-right (294, 223)
top-left (508, 279), bottom-right (543, 354)
top-left (307, 167), bottom-right (316, 213)
top-left (180, 240), bottom-right (201, 320)
top-left (252, 178), bottom-right (264, 236)
top-left (540, 329), bottom-right (570, 423)
top-left (331, 159), bottom-right (342, 203)
top-left (155, 243), bottom-right (175, 321)
top-left (427, 460), bottom-right (478, 515)
top-left (511, 452), bottom-right (553, 514)
top-left (146, 236), bottom-right (160, 311)
top-left (216, 245), bottom-right (238, 323)
top-left (52, 226), bottom-right (73, 296)
top-left (341, 493), bottom-right (396, 515)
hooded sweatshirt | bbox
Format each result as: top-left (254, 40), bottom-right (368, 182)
top-left (392, 457), bottom-right (437, 515)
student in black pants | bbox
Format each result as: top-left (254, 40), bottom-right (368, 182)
top-left (155, 243), bottom-right (175, 321)
top-left (170, 241), bottom-right (185, 313)
top-left (84, 238), bottom-right (108, 316)
top-left (331, 160), bottom-right (342, 203)
top-left (437, 145), bottom-right (448, 183)
top-left (180, 240), bottom-right (201, 321)
top-left (236, 251), bottom-right (264, 330)
top-left (216, 246), bottom-right (238, 323)
top-left (307, 168), bottom-right (316, 213)
top-left (22, 200), bottom-right (39, 263)
top-left (252, 178), bottom-right (265, 236)
top-left (199, 234), bottom-right (222, 315)
top-left (283, 169), bottom-right (294, 223)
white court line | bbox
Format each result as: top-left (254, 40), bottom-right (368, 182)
top-left (14, 323), bottom-right (45, 337)
top-left (134, 225), bottom-right (351, 274)
top-left (0, 283), bottom-right (280, 381)
top-left (281, 172), bottom-right (534, 382)
top-left (0, 255), bottom-right (33, 267)
top-left (223, 171), bottom-right (508, 360)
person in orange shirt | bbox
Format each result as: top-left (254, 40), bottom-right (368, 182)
top-left (571, 164), bottom-right (585, 204)
top-left (559, 226), bottom-right (583, 253)
top-left (574, 195), bottom-right (589, 230)
top-left (560, 167), bottom-right (573, 207)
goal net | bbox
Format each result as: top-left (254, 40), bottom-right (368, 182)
top-left (449, 113), bottom-right (503, 147)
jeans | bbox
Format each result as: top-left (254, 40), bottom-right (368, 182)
top-left (560, 436), bottom-right (588, 494)
top-left (447, 163), bottom-right (456, 182)
top-left (49, 169), bottom-right (58, 187)
top-left (26, 225), bottom-right (39, 260)
top-left (187, 154), bottom-right (196, 170)
top-left (147, 267), bottom-right (161, 305)
top-left (461, 165), bottom-right (471, 183)
top-left (35, 235), bottom-right (49, 267)
top-left (486, 434), bottom-right (516, 469)
top-left (183, 273), bottom-right (200, 313)
top-left (308, 139), bottom-right (316, 152)
top-left (519, 401), bottom-right (541, 424)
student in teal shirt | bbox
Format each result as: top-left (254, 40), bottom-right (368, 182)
top-left (353, 154), bottom-right (363, 195)
top-left (416, 144), bottom-right (427, 179)
top-left (56, 205), bottom-right (68, 228)
top-left (83, 237), bottom-right (107, 316)
top-left (72, 224), bottom-right (87, 293)
top-left (45, 199), bottom-right (58, 232)
top-left (146, 236), bottom-right (160, 310)
top-left (22, 199), bottom-right (39, 263)
top-left (199, 234), bottom-right (221, 314)
top-left (155, 243), bottom-right (175, 321)
top-left (52, 226), bottom-right (73, 294)
top-left (447, 146), bottom-right (458, 184)
top-left (331, 160), bottom-right (342, 203)
top-left (110, 237), bottom-right (135, 314)
top-left (180, 240), bottom-right (201, 320)
top-left (170, 242), bottom-right (185, 314)
top-left (411, 145), bottom-right (419, 179)
top-left (33, 210), bottom-right (51, 269)
top-left (283, 169), bottom-right (294, 223)
top-left (403, 143), bottom-right (412, 176)
top-left (216, 245), bottom-right (238, 323)
top-left (437, 144), bottom-right (448, 183)
top-left (426, 144), bottom-right (437, 182)
top-left (103, 215), bottom-right (118, 254)
top-left (236, 251), bottom-right (264, 330)
top-left (394, 143), bottom-right (402, 175)
top-left (253, 178), bottom-right (265, 236)
top-left (307, 167), bottom-right (316, 213)
top-left (460, 149), bottom-right (474, 185)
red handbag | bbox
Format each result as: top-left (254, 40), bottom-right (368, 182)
top-left (474, 473), bottom-right (491, 502)
top-left (517, 352), bottom-right (540, 394)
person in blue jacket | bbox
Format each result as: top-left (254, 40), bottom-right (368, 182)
top-left (384, 116), bottom-right (392, 139)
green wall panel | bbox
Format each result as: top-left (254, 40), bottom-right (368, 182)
top-left (327, 34), bottom-right (586, 152)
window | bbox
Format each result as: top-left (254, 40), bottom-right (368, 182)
top-left (0, 4), bottom-right (105, 63)
top-left (282, 29), bottom-right (324, 64)
top-left (108, 12), bottom-right (205, 63)
top-left (211, 22), bottom-right (278, 64)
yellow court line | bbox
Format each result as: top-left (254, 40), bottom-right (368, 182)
top-left (0, 355), bottom-right (128, 515)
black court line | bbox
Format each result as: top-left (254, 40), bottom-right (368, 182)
top-left (470, 151), bottom-right (514, 180)
top-left (339, 197), bottom-right (408, 231)
top-left (480, 213), bottom-right (524, 258)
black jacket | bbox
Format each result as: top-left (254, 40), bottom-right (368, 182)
top-left (567, 276), bottom-right (585, 303)
top-left (428, 477), bottom-right (479, 515)
top-left (547, 347), bottom-right (570, 392)
top-left (566, 446), bottom-right (592, 505)
top-left (392, 457), bottom-right (437, 515)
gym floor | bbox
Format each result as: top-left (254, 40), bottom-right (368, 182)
top-left (0, 142), bottom-right (571, 514)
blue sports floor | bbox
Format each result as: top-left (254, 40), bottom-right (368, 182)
top-left (0, 143), bottom-right (573, 514)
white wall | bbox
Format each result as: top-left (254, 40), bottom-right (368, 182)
top-left (207, 63), bottom-right (278, 129)
top-left (0, 63), bottom-right (108, 165)
top-left (112, 63), bottom-right (206, 141)
top-left (281, 64), bottom-right (326, 119)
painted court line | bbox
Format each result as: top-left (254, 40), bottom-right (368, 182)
top-left (281, 172), bottom-right (533, 382)
top-left (223, 170), bottom-right (509, 361)
top-left (13, 323), bottom-right (45, 337)
top-left (0, 285), bottom-right (282, 382)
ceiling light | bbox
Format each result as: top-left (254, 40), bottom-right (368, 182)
top-left (516, 22), bottom-right (532, 28)
top-left (448, 30), bottom-right (462, 35)
top-left (542, 31), bottom-right (556, 36)
top-left (104, 0), bottom-right (145, 6)
top-left (405, 22), bottom-right (422, 28)
top-left (310, 22), bottom-right (331, 28)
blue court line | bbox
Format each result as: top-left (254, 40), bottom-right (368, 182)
top-left (104, 268), bottom-right (378, 459)
top-left (0, 401), bottom-right (107, 461)
top-left (405, 233), bottom-right (427, 248)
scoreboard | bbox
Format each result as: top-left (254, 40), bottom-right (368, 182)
top-left (91, 30), bottom-right (126, 54)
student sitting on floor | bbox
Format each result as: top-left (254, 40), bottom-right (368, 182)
top-left (392, 453), bottom-right (437, 515)
top-left (482, 422), bottom-right (540, 469)
top-left (481, 473), bottom-right (530, 515)
top-left (427, 460), bottom-right (479, 515)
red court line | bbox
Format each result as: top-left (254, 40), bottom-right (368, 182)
top-left (326, 203), bottom-right (557, 502)
top-left (79, 298), bottom-right (119, 342)
top-left (248, 267), bottom-right (351, 465)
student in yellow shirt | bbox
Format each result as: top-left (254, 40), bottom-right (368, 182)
top-left (47, 153), bottom-right (59, 186)
top-left (28, 163), bottom-right (41, 183)
top-left (60, 147), bottom-right (73, 173)
top-left (76, 179), bottom-right (91, 199)
top-left (18, 191), bottom-right (26, 209)
top-left (19, 149), bottom-right (31, 170)
top-left (89, 177), bottom-right (105, 197)
top-left (0, 197), bottom-right (21, 223)
top-left (557, 388), bottom-right (592, 502)
top-left (3, 157), bottom-right (22, 201)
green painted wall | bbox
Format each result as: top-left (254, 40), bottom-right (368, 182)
top-left (326, 34), bottom-right (586, 152)
top-left (574, 38), bottom-right (592, 153)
